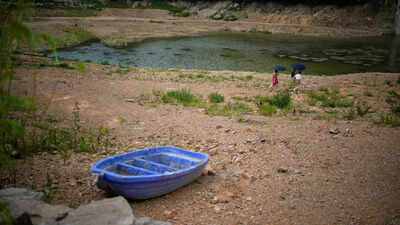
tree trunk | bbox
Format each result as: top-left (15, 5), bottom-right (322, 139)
top-left (396, 0), bottom-right (400, 35)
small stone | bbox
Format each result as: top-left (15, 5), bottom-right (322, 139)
top-left (202, 164), bottom-right (216, 176)
top-left (329, 128), bottom-right (340, 134)
top-left (216, 125), bottom-right (223, 129)
top-left (343, 128), bottom-right (353, 137)
top-left (224, 128), bottom-right (231, 133)
top-left (277, 168), bottom-right (288, 173)
top-left (163, 210), bottom-right (172, 217)
top-left (134, 217), bottom-right (152, 225)
top-left (214, 205), bottom-right (222, 212)
top-left (246, 197), bottom-right (252, 201)
top-left (209, 148), bottom-right (218, 156)
top-left (125, 99), bottom-right (135, 103)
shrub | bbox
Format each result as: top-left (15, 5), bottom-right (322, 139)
top-left (386, 90), bottom-right (400, 116)
top-left (258, 104), bottom-right (277, 116)
top-left (307, 88), bottom-right (353, 108)
top-left (209, 92), bottom-right (224, 103)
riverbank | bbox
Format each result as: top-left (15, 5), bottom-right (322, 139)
top-left (27, 7), bottom-right (392, 49)
top-left (3, 53), bottom-right (400, 225)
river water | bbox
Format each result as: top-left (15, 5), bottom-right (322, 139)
top-left (49, 33), bottom-right (400, 75)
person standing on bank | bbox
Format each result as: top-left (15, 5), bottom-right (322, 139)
top-left (269, 69), bottom-right (279, 90)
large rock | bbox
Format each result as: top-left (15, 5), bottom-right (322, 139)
top-left (58, 196), bottom-right (134, 225)
top-left (0, 188), bottom-right (44, 202)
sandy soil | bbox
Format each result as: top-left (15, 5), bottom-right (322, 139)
top-left (2, 8), bottom-right (400, 225)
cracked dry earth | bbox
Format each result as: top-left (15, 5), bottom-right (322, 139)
top-left (2, 55), bottom-right (400, 225)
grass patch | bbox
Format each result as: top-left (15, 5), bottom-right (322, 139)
top-left (223, 15), bottom-right (238, 21)
top-left (206, 103), bottom-right (252, 117)
top-left (209, 92), bottom-right (225, 103)
top-left (255, 91), bottom-right (291, 109)
top-left (101, 60), bottom-right (110, 65)
top-left (149, 20), bottom-right (165, 24)
top-left (379, 115), bottom-right (400, 127)
top-left (75, 62), bottom-right (86, 72)
top-left (258, 104), bottom-right (277, 116)
top-left (307, 88), bottom-right (354, 108)
top-left (161, 88), bottom-right (199, 106)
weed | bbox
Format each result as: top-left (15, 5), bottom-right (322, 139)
top-left (150, 20), bottom-right (165, 24)
top-left (307, 88), bottom-right (353, 108)
top-left (379, 115), bottom-right (400, 127)
top-left (356, 103), bottom-right (372, 117)
top-left (232, 96), bottom-right (252, 102)
top-left (175, 11), bottom-right (190, 17)
top-left (299, 109), bottom-right (318, 114)
top-left (101, 60), bottom-right (110, 65)
top-left (209, 92), bottom-right (225, 103)
top-left (161, 89), bottom-right (199, 106)
top-left (344, 109), bottom-right (355, 120)
top-left (206, 103), bottom-right (252, 117)
top-left (385, 90), bottom-right (400, 116)
top-left (0, 202), bottom-right (15, 225)
top-left (385, 80), bottom-right (393, 87)
top-left (75, 62), bottom-right (86, 72)
top-left (397, 77), bottom-right (400, 85)
top-left (196, 74), bottom-right (205, 79)
top-left (258, 104), bottom-right (277, 116)
top-left (363, 90), bottom-right (373, 97)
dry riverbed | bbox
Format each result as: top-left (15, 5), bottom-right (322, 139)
top-left (2, 7), bottom-right (400, 225)
top-left (1, 54), bottom-right (399, 225)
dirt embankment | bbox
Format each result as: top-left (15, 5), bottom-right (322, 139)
top-left (27, 1), bottom-right (396, 49)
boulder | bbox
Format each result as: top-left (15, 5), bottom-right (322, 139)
top-left (59, 196), bottom-right (135, 225)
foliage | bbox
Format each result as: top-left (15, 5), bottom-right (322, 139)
top-left (209, 92), bottom-right (224, 103)
top-left (224, 15), bottom-right (238, 21)
top-left (363, 90), bottom-right (373, 97)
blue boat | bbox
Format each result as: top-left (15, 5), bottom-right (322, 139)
top-left (91, 146), bottom-right (209, 199)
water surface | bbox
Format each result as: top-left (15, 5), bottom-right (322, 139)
top-left (50, 33), bottom-right (400, 75)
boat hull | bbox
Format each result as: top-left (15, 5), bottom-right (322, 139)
top-left (91, 146), bottom-right (209, 199)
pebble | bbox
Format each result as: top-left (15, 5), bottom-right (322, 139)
top-left (329, 128), bottom-right (340, 134)
top-left (277, 168), bottom-right (288, 173)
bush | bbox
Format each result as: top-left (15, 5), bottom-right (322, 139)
top-left (307, 88), bottom-right (353, 108)
top-left (209, 92), bottom-right (224, 103)
top-left (356, 104), bottom-right (372, 117)
top-left (386, 90), bottom-right (400, 116)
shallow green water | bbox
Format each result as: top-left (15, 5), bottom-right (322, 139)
top-left (50, 33), bottom-right (400, 75)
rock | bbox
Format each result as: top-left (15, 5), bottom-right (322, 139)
top-left (202, 164), bottom-right (216, 176)
top-left (329, 128), bottom-right (340, 134)
top-left (59, 197), bottom-right (134, 225)
top-left (343, 128), bottom-right (353, 137)
top-left (125, 99), bottom-right (135, 103)
top-left (216, 125), bottom-right (223, 129)
top-left (277, 168), bottom-right (288, 173)
top-left (134, 217), bottom-right (153, 225)
top-left (0, 188), bottom-right (44, 201)
top-left (151, 221), bottom-right (172, 225)
top-left (212, 13), bottom-right (223, 20)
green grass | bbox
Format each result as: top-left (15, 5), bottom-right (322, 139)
top-left (161, 89), bottom-right (199, 106)
top-left (255, 91), bottom-right (291, 109)
top-left (205, 103), bottom-right (252, 117)
top-left (258, 104), bottom-right (277, 116)
top-left (75, 62), bottom-right (86, 72)
top-left (101, 60), bottom-right (110, 65)
top-left (379, 114), bottom-right (400, 127)
top-left (209, 92), bottom-right (224, 103)
top-left (307, 88), bottom-right (354, 108)
top-left (223, 15), bottom-right (238, 21)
